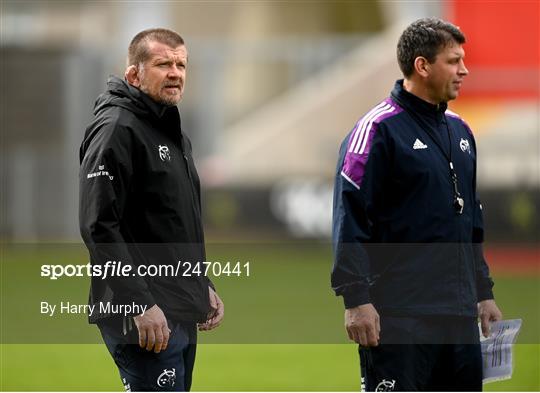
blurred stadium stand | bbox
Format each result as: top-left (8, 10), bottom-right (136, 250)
top-left (0, 1), bottom-right (538, 243)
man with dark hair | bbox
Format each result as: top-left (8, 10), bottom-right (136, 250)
top-left (80, 28), bottom-right (224, 391)
top-left (332, 18), bottom-right (502, 391)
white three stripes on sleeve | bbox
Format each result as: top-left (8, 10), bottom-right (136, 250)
top-left (348, 102), bottom-right (395, 154)
top-left (352, 103), bottom-right (390, 153)
top-left (348, 101), bottom-right (388, 153)
top-left (357, 106), bottom-right (395, 154)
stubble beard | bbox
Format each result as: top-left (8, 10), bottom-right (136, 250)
top-left (157, 89), bottom-right (182, 106)
top-left (138, 67), bottom-right (182, 106)
top-left (139, 82), bottom-right (182, 107)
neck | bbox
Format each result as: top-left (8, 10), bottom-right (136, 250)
top-left (403, 78), bottom-right (440, 105)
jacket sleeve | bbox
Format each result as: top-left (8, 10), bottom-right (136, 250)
top-left (79, 123), bottom-right (156, 308)
top-left (331, 123), bottom-right (391, 309)
top-left (470, 133), bottom-right (495, 301)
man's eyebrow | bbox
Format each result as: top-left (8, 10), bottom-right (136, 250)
top-left (447, 52), bottom-right (464, 60)
top-left (152, 57), bottom-right (172, 64)
top-left (151, 54), bottom-right (188, 64)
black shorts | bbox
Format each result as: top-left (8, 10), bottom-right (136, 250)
top-left (359, 316), bottom-right (482, 391)
top-left (98, 317), bottom-right (197, 391)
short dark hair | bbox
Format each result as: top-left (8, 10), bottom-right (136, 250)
top-left (127, 28), bottom-right (185, 66)
top-left (397, 18), bottom-right (466, 77)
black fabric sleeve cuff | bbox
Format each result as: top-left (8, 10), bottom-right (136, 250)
top-left (207, 276), bottom-right (216, 291)
top-left (476, 277), bottom-right (495, 302)
top-left (132, 291), bottom-right (156, 311)
top-left (342, 287), bottom-right (370, 309)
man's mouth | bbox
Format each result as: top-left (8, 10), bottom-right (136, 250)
top-left (163, 85), bottom-right (181, 92)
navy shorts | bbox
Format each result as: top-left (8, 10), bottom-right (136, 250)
top-left (98, 318), bottom-right (197, 391)
top-left (359, 316), bottom-right (482, 391)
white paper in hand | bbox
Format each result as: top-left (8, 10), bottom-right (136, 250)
top-left (479, 319), bottom-right (522, 384)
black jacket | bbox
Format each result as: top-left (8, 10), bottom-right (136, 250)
top-left (79, 76), bottom-right (211, 323)
top-left (332, 80), bottom-right (494, 317)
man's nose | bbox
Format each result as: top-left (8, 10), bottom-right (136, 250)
top-left (167, 65), bottom-right (182, 79)
top-left (459, 60), bottom-right (469, 76)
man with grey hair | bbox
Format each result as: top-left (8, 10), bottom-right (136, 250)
top-left (332, 18), bottom-right (502, 391)
top-left (80, 28), bottom-right (224, 391)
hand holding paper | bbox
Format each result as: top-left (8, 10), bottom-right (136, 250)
top-left (479, 319), bottom-right (522, 384)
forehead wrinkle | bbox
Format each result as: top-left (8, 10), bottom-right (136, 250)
top-left (151, 51), bottom-right (185, 60)
top-left (146, 41), bottom-right (187, 62)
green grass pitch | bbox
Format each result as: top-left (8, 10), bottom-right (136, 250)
top-left (1, 243), bottom-right (538, 390)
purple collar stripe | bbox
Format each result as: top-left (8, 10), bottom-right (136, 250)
top-left (445, 109), bottom-right (474, 136)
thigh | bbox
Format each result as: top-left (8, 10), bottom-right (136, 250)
top-left (99, 320), bottom-right (197, 392)
top-left (179, 324), bottom-right (197, 392)
top-left (427, 344), bottom-right (482, 392)
top-left (426, 318), bottom-right (482, 391)
top-left (451, 344), bottom-right (482, 391)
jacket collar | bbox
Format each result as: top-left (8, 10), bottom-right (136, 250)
top-left (104, 75), bottom-right (178, 120)
top-left (390, 79), bottom-right (447, 117)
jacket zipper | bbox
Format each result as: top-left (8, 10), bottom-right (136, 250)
top-left (179, 135), bottom-right (205, 244)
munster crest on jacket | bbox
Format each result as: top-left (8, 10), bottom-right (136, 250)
top-left (158, 144), bottom-right (171, 161)
top-left (459, 138), bottom-right (471, 154)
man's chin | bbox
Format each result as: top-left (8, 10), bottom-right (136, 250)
top-left (445, 92), bottom-right (459, 102)
top-left (158, 94), bottom-right (182, 106)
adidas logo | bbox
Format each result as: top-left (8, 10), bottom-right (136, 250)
top-left (413, 138), bottom-right (428, 150)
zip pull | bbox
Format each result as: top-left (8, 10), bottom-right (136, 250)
top-left (450, 161), bottom-right (464, 215)
top-left (449, 162), bottom-right (458, 184)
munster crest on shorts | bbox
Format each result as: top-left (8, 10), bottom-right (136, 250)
top-left (157, 368), bottom-right (176, 388)
top-left (158, 145), bottom-right (171, 161)
top-left (375, 379), bottom-right (396, 392)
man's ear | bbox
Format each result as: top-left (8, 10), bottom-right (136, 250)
top-left (413, 56), bottom-right (431, 78)
top-left (125, 65), bottom-right (141, 87)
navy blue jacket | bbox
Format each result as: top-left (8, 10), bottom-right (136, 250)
top-left (331, 80), bottom-right (494, 317)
